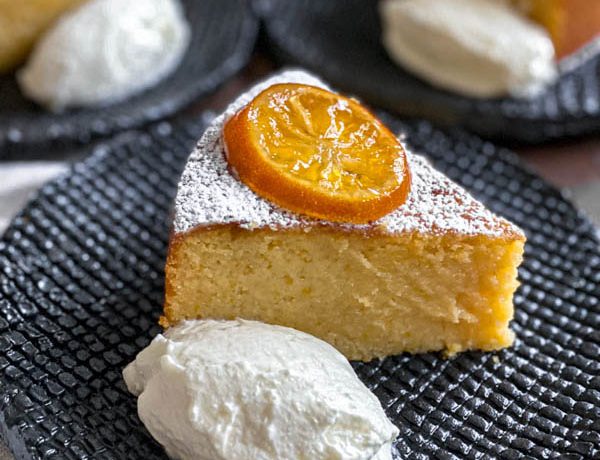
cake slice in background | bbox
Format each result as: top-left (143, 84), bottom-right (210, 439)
top-left (515, 0), bottom-right (600, 59)
top-left (0, 0), bottom-right (85, 73)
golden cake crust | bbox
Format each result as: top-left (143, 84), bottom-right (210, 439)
top-left (161, 223), bottom-right (524, 360)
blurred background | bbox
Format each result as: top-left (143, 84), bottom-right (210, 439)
top-left (1, 0), bottom-right (599, 235)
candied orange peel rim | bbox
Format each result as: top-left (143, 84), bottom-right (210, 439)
top-left (223, 83), bottom-right (411, 224)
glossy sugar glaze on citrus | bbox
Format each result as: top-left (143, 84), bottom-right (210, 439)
top-left (224, 83), bottom-right (411, 224)
top-left (249, 85), bottom-right (405, 199)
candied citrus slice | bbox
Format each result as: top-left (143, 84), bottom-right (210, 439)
top-left (223, 83), bottom-right (411, 224)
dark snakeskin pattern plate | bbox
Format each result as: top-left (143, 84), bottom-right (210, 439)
top-left (0, 106), bottom-right (598, 458)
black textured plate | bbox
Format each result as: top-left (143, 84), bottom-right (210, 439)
top-left (256, 0), bottom-right (600, 144)
top-left (1, 105), bottom-right (600, 458)
top-left (0, 0), bottom-right (258, 157)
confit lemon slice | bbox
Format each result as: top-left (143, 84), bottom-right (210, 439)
top-left (223, 83), bottom-right (410, 224)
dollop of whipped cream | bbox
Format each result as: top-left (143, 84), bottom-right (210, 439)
top-left (123, 319), bottom-right (398, 460)
top-left (379, 0), bottom-right (557, 98)
top-left (18, 0), bottom-right (190, 111)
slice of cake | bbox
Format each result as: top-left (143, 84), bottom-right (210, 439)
top-left (162, 71), bottom-right (525, 361)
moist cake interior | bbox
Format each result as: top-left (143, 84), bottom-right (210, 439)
top-left (165, 227), bottom-right (523, 360)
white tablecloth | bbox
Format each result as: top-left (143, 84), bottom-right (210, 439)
top-left (0, 162), bottom-right (68, 234)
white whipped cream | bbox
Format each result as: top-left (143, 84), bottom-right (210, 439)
top-left (18, 0), bottom-right (190, 111)
top-left (123, 319), bottom-right (398, 460)
top-left (379, 0), bottom-right (557, 98)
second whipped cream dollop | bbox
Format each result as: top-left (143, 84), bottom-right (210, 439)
top-left (123, 319), bottom-right (398, 460)
top-left (18, 0), bottom-right (190, 111)
top-left (380, 0), bottom-right (557, 98)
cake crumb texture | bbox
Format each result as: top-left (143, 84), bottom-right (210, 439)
top-left (163, 227), bottom-right (523, 360)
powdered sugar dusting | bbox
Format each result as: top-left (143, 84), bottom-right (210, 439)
top-left (174, 70), bottom-right (523, 239)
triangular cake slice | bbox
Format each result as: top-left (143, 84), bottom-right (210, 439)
top-left (162, 71), bottom-right (525, 361)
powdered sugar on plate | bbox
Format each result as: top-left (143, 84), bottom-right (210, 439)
top-left (174, 70), bottom-right (523, 239)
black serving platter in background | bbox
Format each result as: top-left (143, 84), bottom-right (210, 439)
top-left (0, 0), bottom-right (258, 158)
top-left (0, 91), bottom-right (599, 457)
top-left (256, 0), bottom-right (600, 144)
